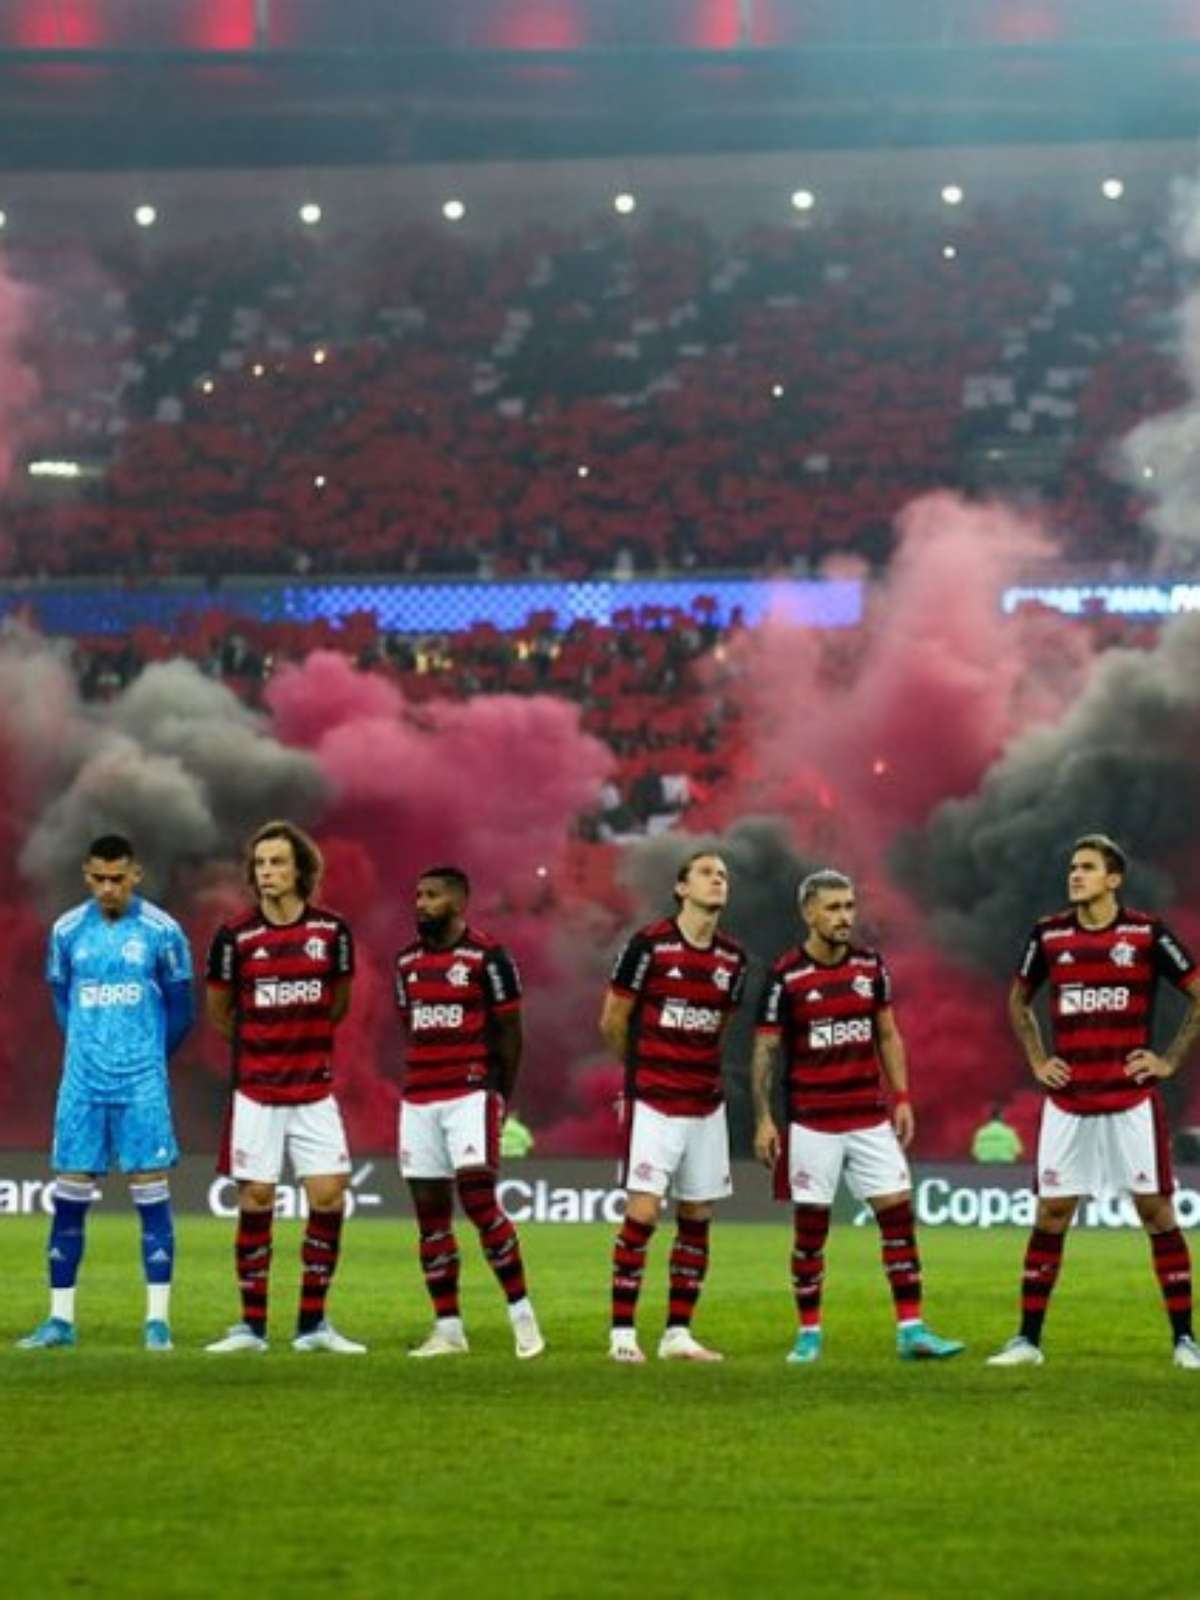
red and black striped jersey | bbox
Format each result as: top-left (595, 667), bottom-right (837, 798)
top-left (756, 943), bottom-right (893, 1133)
top-left (609, 917), bottom-right (747, 1118)
top-left (1016, 906), bottom-right (1197, 1116)
top-left (206, 903), bottom-right (353, 1106)
top-left (394, 928), bottom-right (521, 1104)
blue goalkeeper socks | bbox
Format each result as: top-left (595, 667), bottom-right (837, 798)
top-left (48, 1179), bottom-right (93, 1291)
top-left (131, 1179), bottom-right (175, 1286)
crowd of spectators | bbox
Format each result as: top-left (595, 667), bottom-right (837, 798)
top-left (5, 196), bottom-right (1184, 581)
top-left (47, 593), bottom-right (1161, 842)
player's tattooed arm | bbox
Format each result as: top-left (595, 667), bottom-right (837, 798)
top-left (876, 1006), bottom-right (915, 1147)
top-left (205, 983), bottom-right (235, 1041)
top-left (751, 1033), bottom-right (781, 1166)
top-left (493, 1009), bottom-right (523, 1102)
top-left (599, 991), bottom-right (634, 1059)
top-left (1128, 977), bottom-right (1200, 1083)
top-left (1008, 980), bottom-right (1070, 1088)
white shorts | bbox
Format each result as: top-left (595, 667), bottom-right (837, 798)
top-left (622, 1102), bottom-right (732, 1203)
top-left (225, 1092), bottom-right (351, 1183)
top-left (1037, 1098), bottom-right (1171, 1199)
top-left (399, 1091), bottom-right (501, 1179)
top-left (784, 1119), bottom-right (910, 1207)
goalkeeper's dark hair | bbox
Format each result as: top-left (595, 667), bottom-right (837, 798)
top-left (85, 833), bottom-right (136, 863)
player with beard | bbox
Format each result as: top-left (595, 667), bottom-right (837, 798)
top-left (601, 850), bottom-right (747, 1364)
top-left (752, 869), bottom-right (964, 1365)
top-left (204, 820), bottom-right (364, 1355)
top-left (395, 866), bottom-right (544, 1360)
top-left (989, 834), bottom-right (1200, 1369)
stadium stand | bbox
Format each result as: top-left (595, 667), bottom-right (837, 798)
top-left (5, 198), bottom-right (1185, 580)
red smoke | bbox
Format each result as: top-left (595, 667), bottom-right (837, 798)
top-left (694, 493), bottom-right (1090, 1156)
top-left (265, 650), bottom-right (614, 1149)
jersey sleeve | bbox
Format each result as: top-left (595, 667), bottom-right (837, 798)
top-left (483, 946), bottom-right (522, 1014)
top-left (609, 931), bottom-right (653, 997)
top-left (334, 919), bottom-right (354, 978)
top-left (875, 955), bottom-right (894, 1008)
top-left (756, 966), bottom-right (786, 1033)
top-left (46, 921), bottom-right (71, 988)
top-left (729, 952), bottom-right (748, 1008)
top-left (394, 958), bottom-right (409, 1016)
top-left (1015, 926), bottom-right (1047, 997)
top-left (1152, 921), bottom-right (1200, 989)
top-left (159, 920), bottom-right (194, 987)
top-left (206, 924), bottom-right (237, 988)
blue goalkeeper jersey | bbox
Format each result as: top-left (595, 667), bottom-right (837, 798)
top-left (47, 896), bottom-right (194, 1102)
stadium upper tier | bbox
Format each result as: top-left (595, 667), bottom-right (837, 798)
top-left (5, 199), bottom-right (1182, 579)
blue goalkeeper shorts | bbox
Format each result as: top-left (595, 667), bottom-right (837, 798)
top-left (52, 1083), bottom-right (179, 1175)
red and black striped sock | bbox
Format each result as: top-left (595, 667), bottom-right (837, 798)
top-left (458, 1173), bottom-right (528, 1304)
top-left (296, 1207), bottom-right (344, 1335)
top-left (667, 1217), bottom-right (711, 1330)
top-left (1150, 1227), bottom-right (1193, 1343)
top-left (1019, 1227), bottom-right (1066, 1346)
top-left (877, 1199), bottom-right (922, 1324)
top-left (413, 1190), bottom-right (461, 1320)
top-left (235, 1208), bottom-right (273, 1337)
top-left (792, 1205), bottom-right (831, 1328)
top-left (612, 1216), bottom-right (655, 1329)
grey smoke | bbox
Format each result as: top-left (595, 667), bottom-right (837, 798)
top-left (4, 633), bottom-right (328, 910)
top-left (895, 612), bottom-right (1200, 976)
top-left (1118, 174), bottom-right (1200, 563)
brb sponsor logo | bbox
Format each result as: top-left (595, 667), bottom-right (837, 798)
top-left (412, 1003), bottom-right (464, 1030)
top-left (1059, 985), bottom-right (1129, 1015)
top-left (254, 978), bottom-right (324, 1007)
top-left (809, 1017), bottom-right (872, 1049)
top-left (79, 981), bottom-right (143, 1009)
top-left (660, 1000), bottom-right (722, 1032)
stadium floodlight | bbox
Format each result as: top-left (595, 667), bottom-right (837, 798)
top-left (771, 383), bottom-right (785, 398)
top-left (299, 202), bottom-right (322, 226)
top-left (251, 363), bottom-right (265, 377)
top-left (200, 378), bottom-right (214, 394)
top-left (577, 464), bottom-right (590, 478)
top-left (314, 474), bottom-right (326, 489)
top-left (614, 192), bottom-right (637, 215)
top-left (134, 204), bottom-right (157, 228)
top-left (28, 459), bottom-right (82, 478)
top-left (942, 244), bottom-right (958, 260)
top-left (941, 184), bottom-right (964, 206)
top-left (442, 199), bottom-right (466, 222)
top-left (790, 189), bottom-right (815, 212)
top-left (313, 347), bottom-right (327, 365)
top-left (1101, 178), bottom-right (1125, 201)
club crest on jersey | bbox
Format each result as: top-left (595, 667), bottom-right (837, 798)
top-left (121, 937), bottom-right (147, 966)
top-left (851, 975), bottom-right (874, 1000)
top-left (1110, 941), bottom-right (1136, 968)
top-left (304, 937), bottom-right (327, 961)
top-left (712, 965), bottom-right (732, 991)
top-left (446, 961), bottom-right (471, 988)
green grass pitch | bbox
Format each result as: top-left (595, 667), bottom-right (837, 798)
top-left (1, 1217), bottom-right (1196, 1600)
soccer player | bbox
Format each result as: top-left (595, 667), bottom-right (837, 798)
top-left (204, 820), bottom-right (364, 1355)
top-left (751, 869), bottom-right (964, 1365)
top-left (18, 834), bottom-right (194, 1351)
top-left (601, 850), bottom-right (747, 1363)
top-left (988, 834), bottom-right (1200, 1369)
top-left (395, 866), bottom-right (544, 1359)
